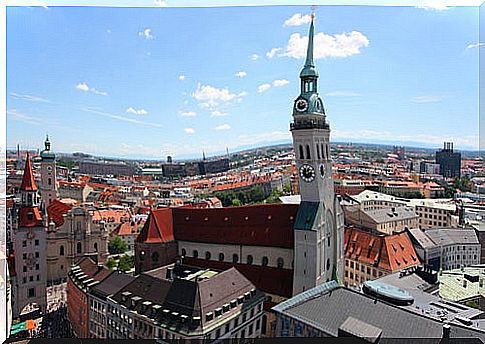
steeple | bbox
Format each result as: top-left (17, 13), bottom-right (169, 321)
top-left (20, 153), bottom-right (38, 192)
top-left (40, 134), bottom-right (55, 161)
top-left (300, 15), bottom-right (318, 79)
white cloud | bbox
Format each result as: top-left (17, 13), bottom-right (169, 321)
top-left (180, 111), bottom-right (197, 117)
top-left (325, 91), bottom-right (363, 97)
top-left (284, 13), bottom-right (312, 27)
top-left (215, 124), bottom-right (231, 131)
top-left (235, 71), bottom-right (247, 78)
top-left (411, 95), bottom-right (443, 103)
top-left (7, 109), bottom-right (41, 125)
top-left (284, 31), bottom-right (369, 59)
top-left (126, 107), bottom-right (148, 115)
top-left (266, 47), bottom-right (282, 59)
top-left (82, 108), bottom-right (161, 127)
top-left (415, 1), bottom-right (451, 11)
top-left (184, 127), bottom-right (195, 134)
top-left (273, 79), bottom-right (289, 87)
top-left (250, 54), bottom-right (260, 61)
top-left (179, 74), bottom-right (186, 80)
top-left (237, 131), bottom-right (291, 146)
top-left (31, 0), bottom-right (48, 9)
top-left (10, 92), bottom-right (50, 103)
top-left (75, 82), bottom-right (90, 92)
top-left (154, 0), bottom-right (167, 6)
top-left (107, 29), bottom-right (111, 34)
top-left (467, 42), bottom-right (484, 49)
top-left (75, 82), bottom-right (108, 96)
top-left (139, 28), bottom-right (154, 40)
top-left (192, 83), bottom-right (245, 107)
top-left (257, 83), bottom-right (271, 93)
top-left (210, 110), bottom-right (228, 117)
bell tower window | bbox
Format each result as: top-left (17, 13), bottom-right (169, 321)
top-left (299, 145), bottom-right (304, 159)
top-left (48, 178), bottom-right (52, 186)
top-left (316, 144), bottom-right (321, 159)
top-left (306, 145), bottom-right (311, 160)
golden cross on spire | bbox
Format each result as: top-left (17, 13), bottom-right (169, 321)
top-left (311, 5), bottom-right (316, 19)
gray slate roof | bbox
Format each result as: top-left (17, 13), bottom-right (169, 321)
top-left (274, 284), bottom-right (485, 342)
top-left (425, 228), bottom-right (479, 246)
top-left (364, 206), bottom-right (417, 224)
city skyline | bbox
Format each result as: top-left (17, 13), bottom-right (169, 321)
top-left (7, 4), bottom-right (480, 159)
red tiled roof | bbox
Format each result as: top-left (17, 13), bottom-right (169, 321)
top-left (183, 256), bottom-right (293, 298)
top-left (20, 155), bottom-right (37, 191)
top-left (116, 220), bottom-right (145, 236)
top-left (47, 199), bottom-right (74, 227)
top-left (344, 227), bottom-right (419, 272)
top-left (173, 204), bottom-right (298, 249)
top-left (136, 207), bottom-right (174, 244)
top-left (19, 207), bottom-right (43, 227)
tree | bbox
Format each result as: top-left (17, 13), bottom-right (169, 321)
top-left (118, 255), bottom-right (135, 272)
top-left (109, 236), bottom-right (128, 255)
top-left (231, 198), bottom-right (242, 206)
top-left (454, 177), bottom-right (471, 192)
top-left (106, 259), bottom-right (117, 269)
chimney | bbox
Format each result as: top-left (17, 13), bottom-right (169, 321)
top-left (442, 324), bottom-right (451, 339)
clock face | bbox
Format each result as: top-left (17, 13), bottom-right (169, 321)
top-left (47, 166), bottom-right (53, 172)
top-left (299, 164), bottom-right (315, 182)
top-left (295, 99), bottom-right (308, 112)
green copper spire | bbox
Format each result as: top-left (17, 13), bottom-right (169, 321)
top-left (300, 15), bottom-right (318, 78)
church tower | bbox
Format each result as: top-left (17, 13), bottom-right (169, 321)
top-left (39, 135), bottom-right (57, 209)
top-left (12, 154), bottom-right (47, 318)
top-left (291, 16), bottom-right (344, 295)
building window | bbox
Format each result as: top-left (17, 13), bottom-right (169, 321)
top-left (218, 253), bottom-right (224, 261)
top-left (94, 243), bottom-right (98, 252)
top-left (77, 242), bottom-right (82, 254)
top-left (262, 256), bottom-right (269, 266)
top-left (60, 245), bottom-right (64, 256)
top-left (23, 266), bottom-right (27, 272)
top-left (181, 248), bottom-right (186, 256)
top-left (299, 145), bottom-right (304, 159)
top-left (277, 258), bottom-right (284, 268)
top-left (139, 251), bottom-right (145, 261)
top-left (22, 241), bottom-right (27, 247)
top-left (35, 264), bottom-right (39, 270)
top-left (28, 288), bottom-right (35, 298)
top-left (23, 253), bottom-right (27, 260)
top-left (247, 255), bottom-right (253, 265)
top-left (48, 178), bottom-right (52, 185)
top-left (35, 239), bottom-right (39, 246)
top-left (151, 252), bottom-right (159, 263)
top-left (23, 277), bottom-right (26, 283)
top-left (37, 275), bottom-right (40, 281)
top-left (193, 250), bottom-right (198, 258)
top-left (205, 251), bottom-right (211, 260)
top-left (306, 145), bottom-right (311, 159)
top-left (233, 254), bottom-right (239, 263)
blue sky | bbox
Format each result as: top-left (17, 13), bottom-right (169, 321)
top-left (6, 4), bottom-right (480, 159)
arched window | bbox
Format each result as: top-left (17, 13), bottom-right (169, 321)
top-left (327, 258), bottom-right (331, 271)
top-left (94, 243), bottom-right (98, 252)
top-left (306, 145), bottom-right (311, 159)
top-left (205, 251), bottom-right (211, 260)
top-left (277, 258), bottom-right (284, 268)
top-left (152, 252), bottom-right (159, 263)
top-left (59, 245), bottom-right (64, 256)
top-left (299, 145), bottom-right (304, 159)
top-left (193, 250), bottom-right (198, 258)
top-left (321, 144), bottom-right (325, 159)
top-left (181, 248), bottom-right (186, 256)
top-left (328, 236), bottom-right (331, 247)
top-left (77, 242), bottom-right (82, 254)
top-left (232, 254), bottom-right (239, 263)
top-left (262, 256), bottom-right (269, 267)
top-left (48, 178), bottom-right (52, 186)
top-left (247, 255), bottom-right (253, 265)
top-left (326, 145), bottom-right (330, 159)
top-left (316, 144), bottom-right (321, 159)
top-left (219, 253), bottom-right (225, 262)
